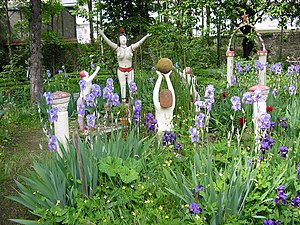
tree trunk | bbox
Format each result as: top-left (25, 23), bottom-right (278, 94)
top-left (87, 0), bottom-right (95, 44)
top-left (29, 0), bottom-right (43, 103)
top-left (4, 0), bottom-right (12, 60)
top-left (240, 25), bottom-right (254, 59)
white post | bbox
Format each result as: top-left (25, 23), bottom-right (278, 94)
top-left (248, 84), bottom-right (270, 139)
top-left (258, 49), bottom-right (268, 85)
top-left (52, 91), bottom-right (70, 156)
top-left (226, 50), bottom-right (235, 87)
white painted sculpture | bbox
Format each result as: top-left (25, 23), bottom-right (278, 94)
top-left (179, 67), bottom-right (199, 102)
top-left (52, 91), bottom-right (70, 156)
top-left (153, 70), bottom-right (175, 136)
top-left (258, 48), bottom-right (268, 85)
top-left (76, 66), bottom-right (100, 131)
top-left (99, 28), bottom-right (151, 104)
top-left (226, 49), bottom-right (235, 87)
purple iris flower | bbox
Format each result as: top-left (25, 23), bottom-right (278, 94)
top-left (291, 193), bottom-right (300, 207)
top-left (129, 81), bottom-right (138, 93)
top-left (92, 84), bottom-right (101, 97)
top-left (58, 70), bottom-right (63, 74)
top-left (289, 84), bottom-right (296, 96)
top-left (48, 107), bottom-right (58, 124)
top-left (235, 61), bottom-right (243, 74)
top-left (255, 60), bottom-right (264, 71)
top-left (253, 89), bottom-right (263, 102)
top-left (257, 112), bottom-right (271, 130)
top-left (272, 88), bottom-right (278, 97)
top-left (133, 100), bottom-right (142, 124)
top-left (103, 86), bottom-right (113, 100)
top-left (244, 64), bottom-right (251, 72)
top-left (279, 146), bottom-right (288, 158)
top-left (43, 92), bottom-right (54, 105)
top-left (46, 70), bottom-right (51, 78)
top-left (188, 202), bottom-right (202, 214)
top-left (78, 104), bottom-right (85, 115)
top-left (189, 127), bottom-right (199, 143)
top-left (79, 80), bottom-right (86, 91)
top-left (86, 114), bottom-right (96, 128)
top-left (149, 77), bottom-right (154, 83)
top-left (231, 96), bottom-right (241, 111)
top-left (269, 62), bottom-right (282, 75)
top-left (204, 85), bottom-right (215, 99)
top-left (242, 92), bottom-right (253, 104)
top-left (106, 78), bottom-right (114, 88)
top-left (279, 118), bottom-right (288, 128)
top-left (111, 93), bottom-right (120, 106)
top-left (47, 135), bottom-right (57, 151)
top-left (195, 113), bottom-right (205, 128)
top-left (85, 93), bottom-right (95, 107)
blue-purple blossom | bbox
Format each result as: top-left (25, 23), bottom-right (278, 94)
top-left (279, 118), bottom-right (288, 128)
top-left (195, 100), bottom-right (206, 112)
top-left (231, 96), bottom-right (241, 111)
top-left (257, 112), bottom-right (271, 130)
top-left (205, 99), bottom-right (213, 112)
top-left (297, 163), bottom-right (300, 180)
top-left (174, 143), bottom-right (182, 152)
top-left (259, 133), bottom-right (274, 155)
top-left (244, 64), bottom-right (251, 72)
top-left (111, 93), bottom-right (120, 106)
top-left (85, 93), bottom-right (95, 107)
top-left (272, 88), bottom-right (278, 97)
top-left (144, 113), bottom-right (157, 133)
top-left (129, 81), bottom-right (138, 93)
top-left (77, 104), bottom-right (85, 115)
top-left (192, 184), bottom-right (205, 196)
top-left (90, 63), bottom-right (95, 69)
top-left (195, 113), bottom-right (205, 128)
top-left (43, 92), bottom-right (54, 105)
top-left (255, 60), bottom-right (264, 71)
top-left (92, 84), bottom-right (101, 97)
top-left (162, 131), bottom-right (177, 146)
top-left (149, 77), bottom-right (154, 83)
top-left (242, 92), bottom-right (253, 104)
top-left (133, 100), bottom-right (142, 124)
top-left (289, 84), bottom-right (296, 96)
top-left (103, 86), bottom-right (113, 100)
top-left (188, 202), bottom-right (202, 214)
top-left (286, 64), bottom-right (300, 76)
top-left (106, 78), bottom-right (114, 88)
top-left (279, 146), bottom-right (288, 158)
top-left (47, 135), bottom-right (57, 151)
top-left (291, 193), bottom-right (300, 207)
top-left (274, 185), bottom-right (286, 204)
top-left (58, 70), bottom-right (63, 74)
top-left (235, 61), bottom-right (243, 74)
top-left (189, 127), bottom-right (199, 143)
top-left (253, 89), bottom-right (263, 102)
top-left (204, 85), bottom-right (215, 99)
top-left (231, 75), bottom-right (237, 85)
top-left (46, 70), bottom-right (51, 78)
top-left (269, 62), bottom-right (282, 75)
top-left (263, 219), bottom-right (281, 225)
top-left (79, 80), bottom-right (86, 91)
top-left (48, 107), bottom-right (58, 124)
top-left (86, 114), bottom-right (96, 128)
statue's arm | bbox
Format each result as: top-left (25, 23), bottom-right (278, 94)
top-left (99, 30), bottom-right (118, 50)
top-left (86, 66), bottom-right (100, 82)
top-left (131, 33), bottom-right (151, 51)
top-left (165, 71), bottom-right (175, 108)
top-left (153, 70), bottom-right (163, 109)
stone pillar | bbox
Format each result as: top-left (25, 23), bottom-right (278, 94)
top-left (52, 91), bottom-right (70, 156)
top-left (248, 84), bottom-right (270, 138)
top-left (258, 49), bottom-right (268, 85)
top-left (226, 50), bottom-right (235, 87)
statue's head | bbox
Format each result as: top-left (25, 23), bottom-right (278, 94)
top-left (118, 27), bottom-right (127, 46)
top-left (80, 70), bottom-right (88, 78)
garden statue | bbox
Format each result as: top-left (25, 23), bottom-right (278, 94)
top-left (99, 28), bottom-right (151, 104)
top-left (76, 66), bottom-right (100, 131)
top-left (153, 58), bottom-right (175, 136)
top-left (179, 67), bottom-right (199, 102)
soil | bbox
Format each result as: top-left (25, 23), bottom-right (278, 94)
top-left (0, 125), bottom-right (46, 225)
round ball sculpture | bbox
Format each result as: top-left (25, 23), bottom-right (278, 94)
top-left (156, 58), bottom-right (173, 74)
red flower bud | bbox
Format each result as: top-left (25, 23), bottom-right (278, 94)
top-left (266, 106), bottom-right (274, 113)
top-left (238, 117), bottom-right (246, 127)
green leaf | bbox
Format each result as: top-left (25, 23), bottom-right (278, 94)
top-left (99, 156), bottom-right (123, 177)
top-left (118, 166), bottom-right (139, 184)
top-left (9, 219), bottom-right (40, 225)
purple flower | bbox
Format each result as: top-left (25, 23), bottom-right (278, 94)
top-left (188, 202), bottom-right (202, 214)
top-left (204, 85), bottom-right (215, 99)
top-left (174, 143), bottom-right (182, 152)
top-left (189, 127), bottom-right (199, 143)
top-left (149, 77), bottom-right (154, 83)
top-left (272, 88), bottom-right (278, 97)
top-left (77, 104), bottom-right (85, 115)
top-left (106, 78), bottom-right (114, 87)
top-left (286, 64), bottom-right (300, 76)
top-left (46, 70), bottom-right (51, 78)
top-left (86, 114), bottom-right (96, 128)
top-left (274, 185), bottom-right (286, 205)
top-left (195, 113), bottom-right (205, 128)
top-left (192, 184), bottom-right (205, 196)
top-left (47, 135), bottom-right (57, 151)
top-left (253, 89), bottom-right (263, 102)
top-left (244, 64), bottom-right (251, 72)
top-left (133, 100), bottom-right (142, 124)
top-left (289, 84), bottom-right (296, 96)
top-left (103, 86), bottom-right (113, 100)
top-left (92, 84), bottom-right (101, 97)
top-left (269, 62), bottom-right (282, 75)
top-left (231, 96), bottom-right (241, 111)
top-left (279, 146), bottom-right (288, 158)
top-left (205, 98), bottom-right (213, 112)
top-left (79, 80), bottom-right (86, 91)
top-left (58, 70), bottom-right (63, 74)
top-left (291, 193), bottom-right (300, 207)
top-left (48, 107), bottom-right (58, 124)
top-left (279, 118), bottom-right (287, 128)
top-left (255, 60), bottom-right (264, 71)
top-left (242, 92), bottom-right (253, 104)
top-left (231, 75), bottom-right (237, 85)
top-left (235, 61), bottom-right (243, 74)
top-left (297, 163), bottom-right (300, 180)
top-left (85, 93), bottom-right (95, 107)
top-left (111, 93), bottom-right (120, 106)
top-left (162, 131), bottom-right (177, 146)
top-left (195, 100), bottom-right (206, 112)
top-left (264, 219), bottom-right (281, 225)
top-left (90, 63), bottom-right (95, 69)
top-left (43, 92), bottom-right (54, 105)
top-left (129, 81), bottom-right (138, 93)
top-left (257, 112), bottom-right (271, 130)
